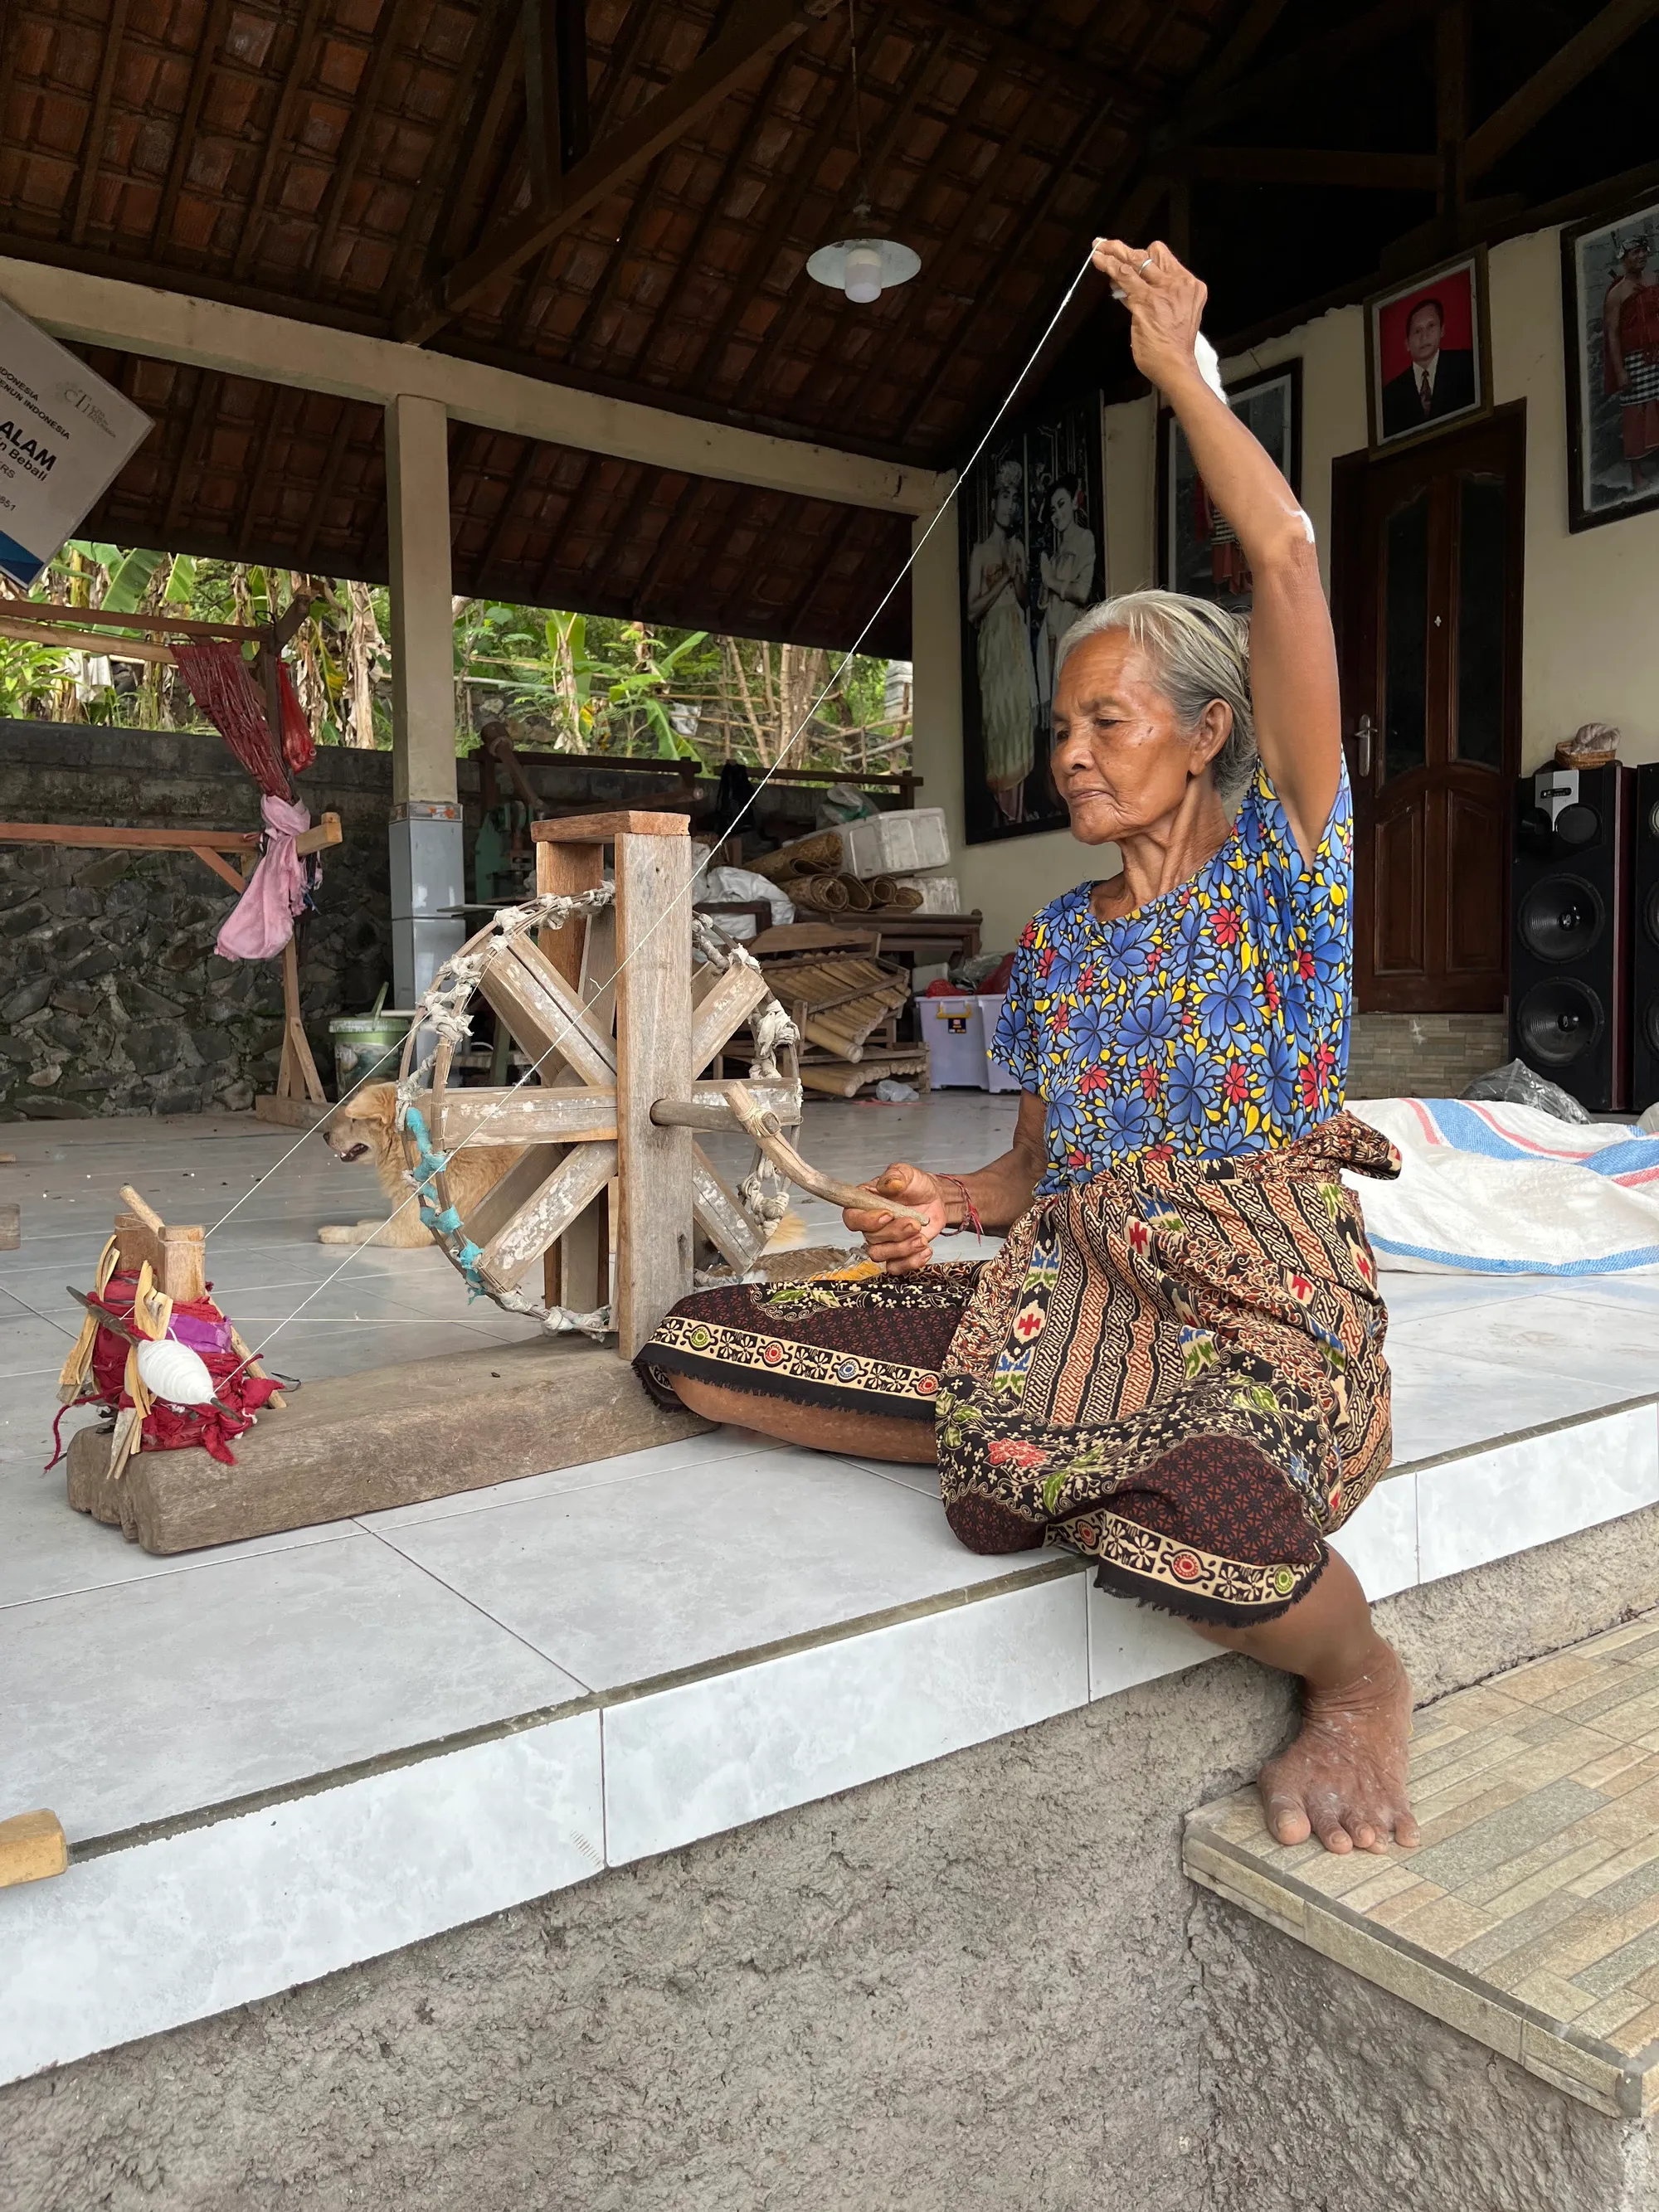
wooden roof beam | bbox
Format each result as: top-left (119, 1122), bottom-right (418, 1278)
top-left (148, 0), bottom-right (235, 255)
top-left (67, 0), bottom-right (132, 246)
top-left (1467, 0), bottom-right (1659, 177)
top-left (402, 0), bottom-right (836, 344)
top-left (1151, 0), bottom-right (1443, 151)
top-left (4, 255), bottom-right (947, 513)
top-left (1152, 146), bottom-right (1440, 190)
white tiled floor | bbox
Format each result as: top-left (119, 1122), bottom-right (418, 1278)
top-left (2, 1101), bottom-right (1658, 2084)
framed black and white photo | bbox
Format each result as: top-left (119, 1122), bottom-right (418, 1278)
top-left (1157, 360), bottom-right (1301, 613)
top-left (959, 394), bottom-right (1104, 845)
top-left (1562, 190), bottom-right (1659, 532)
top-left (1365, 250), bottom-right (1491, 455)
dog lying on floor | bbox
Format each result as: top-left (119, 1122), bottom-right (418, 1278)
top-left (319, 1083), bottom-right (523, 1246)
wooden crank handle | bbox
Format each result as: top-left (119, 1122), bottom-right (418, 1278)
top-left (119, 1184), bottom-right (165, 1232)
top-left (722, 1083), bottom-right (932, 1226)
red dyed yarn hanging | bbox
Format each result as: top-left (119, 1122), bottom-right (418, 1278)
top-left (173, 639), bottom-right (315, 796)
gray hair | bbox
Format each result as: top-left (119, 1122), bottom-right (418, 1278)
top-left (1052, 589), bottom-right (1258, 800)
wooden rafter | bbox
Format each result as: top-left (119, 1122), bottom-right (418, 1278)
top-left (676, 41), bottom-right (873, 393)
top-left (236, 385), bottom-right (294, 553)
top-left (148, 0), bottom-right (235, 255)
top-left (782, 503), bottom-right (859, 633)
top-left (1467, 0), bottom-right (1659, 178)
top-left (67, 0), bottom-right (131, 246)
top-left (898, 96), bottom-right (1119, 440)
top-left (474, 437), bottom-right (548, 581)
top-left (629, 473), bottom-right (704, 609)
top-left (721, 29), bottom-right (951, 409)
top-left (533, 450), bottom-right (608, 604)
top-left (305, 0), bottom-right (411, 296)
top-left (571, 39), bottom-right (803, 371)
top-left (231, 0), bottom-right (333, 283)
top-left (1180, 0), bottom-right (1296, 104)
top-left (161, 372), bottom-right (224, 540)
top-left (403, 0), bottom-right (834, 342)
top-left (1150, 0), bottom-right (1443, 152)
top-left (1152, 146), bottom-right (1440, 189)
top-left (389, 6), bottom-right (523, 309)
top-left (837, 75), bottom-right (1053, 425)
top-left (891, 0), bottom-right (1149, 113)
top-left (294, 405), bottom-right (356, 565)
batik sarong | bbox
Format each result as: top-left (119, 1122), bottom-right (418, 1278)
top-left (637, 1114), bottom-right (1400, 1627)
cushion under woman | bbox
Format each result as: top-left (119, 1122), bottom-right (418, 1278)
top-left (637, 238), bottom-right (1418, 1861)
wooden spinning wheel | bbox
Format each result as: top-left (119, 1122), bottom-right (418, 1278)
top-left (395, 811), bottom-right (925, 1360)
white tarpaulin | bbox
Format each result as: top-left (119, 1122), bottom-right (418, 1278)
top-left (1347, 1096), bottom-right (1659, 1276)
top-left (0, 294), bottom-right (152, 588)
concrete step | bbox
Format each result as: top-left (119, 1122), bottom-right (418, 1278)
top-left (1185, 1613), bottom-right (1659, 2210)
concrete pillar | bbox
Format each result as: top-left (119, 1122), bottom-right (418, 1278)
top-left (385, 391), bottom-right (465, 1009)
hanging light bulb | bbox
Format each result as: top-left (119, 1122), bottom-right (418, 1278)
top-left (805, 6), bottom-right (919, 305)
top-left (806, 214), bottom-right (921, 304)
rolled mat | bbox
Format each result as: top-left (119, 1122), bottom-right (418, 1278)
top-left (750, 830), bottom-right (844, 883)
top-left (791, 873), bottom-right (850, 912)
top-left (838, 873), bottom-right (873, 910)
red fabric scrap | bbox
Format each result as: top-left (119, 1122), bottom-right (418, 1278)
top-left (68, 1271), bottom-right (282, 1467)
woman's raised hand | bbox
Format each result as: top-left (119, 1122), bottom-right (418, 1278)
top-left (842, 1162), bottom-right (947, 1274)
top-left (1091, 239), bottom-right (1209, 399)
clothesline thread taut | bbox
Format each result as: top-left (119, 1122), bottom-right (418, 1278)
top-left (216, 249), bottom-right (1103, 1374)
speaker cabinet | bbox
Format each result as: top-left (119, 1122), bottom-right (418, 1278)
top-left (1510, 761), bottom-right (1632, 1113)
top-left (1633, 763), bottom-right (1659, 1113)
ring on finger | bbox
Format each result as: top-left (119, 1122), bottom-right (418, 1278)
top-left (1138, 253), bottom-right (1154, 275)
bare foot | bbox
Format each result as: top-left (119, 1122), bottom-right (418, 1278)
top-left (1257, 1642), bottom-right (1421, 1855)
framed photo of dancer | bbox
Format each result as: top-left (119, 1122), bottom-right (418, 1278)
top-left (1157, 360), bottom-right (1301, 614)
top-left (1365, 251), bottom-right (1491, 455)
top-left (1562, 191), bottom-right (1659, 532)
top-left (959, 394), bottom-right (1104, 845)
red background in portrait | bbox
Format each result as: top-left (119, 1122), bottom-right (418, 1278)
top-left (1377, 268), bottom-right (1476, 381)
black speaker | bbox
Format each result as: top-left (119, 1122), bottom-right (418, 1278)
top-left (1509, 761), bottom-right (1632, 1112)
top-left (1633, 763), bottom-right (1659, 1113)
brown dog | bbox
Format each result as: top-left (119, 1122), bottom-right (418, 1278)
top-left (320, 1083), bottom-right (523, 1247)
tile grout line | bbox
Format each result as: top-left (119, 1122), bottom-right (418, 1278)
top-left (64, 1554), bottom-right (1087, 1864)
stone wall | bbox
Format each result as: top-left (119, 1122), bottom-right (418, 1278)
top-left (1348, 1011), bottom-right (1510, 1101)
top-left (8, 1500), bottom-right (1659, 2212)
top-left (0, 725), bottom-right (820, 1122)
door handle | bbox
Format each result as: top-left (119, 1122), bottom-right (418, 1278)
top-left (1350, 712), bottom-right (1374, 778)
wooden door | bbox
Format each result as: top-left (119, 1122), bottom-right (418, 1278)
top-left (1332, 404), bottom-right (1525, 1013)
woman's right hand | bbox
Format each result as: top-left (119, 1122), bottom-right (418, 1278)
top-left (842, 1162), bottom-right (947, 1274)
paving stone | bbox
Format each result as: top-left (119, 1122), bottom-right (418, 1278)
top-left (1185, 1607), bottom-right (1659, 2117)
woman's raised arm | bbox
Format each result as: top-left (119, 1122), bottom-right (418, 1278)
top-left (1092, 237), bottom-right (1342, 863)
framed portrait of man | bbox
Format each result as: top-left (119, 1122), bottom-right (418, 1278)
top-left (1365, 252), bottom-right (1491, 455)
top-left (1156, 360), bottom-right (1301, 613)
top-left (1562, 190), bottom-right (1659, 532)
top-left (958, 395), bottom-right (1104, 845)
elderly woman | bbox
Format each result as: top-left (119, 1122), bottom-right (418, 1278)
top-left (637, 239), bottom-right (1415, 1862)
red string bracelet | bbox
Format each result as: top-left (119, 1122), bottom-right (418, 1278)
top-left (937, 1174), bottom-right (985, 1242)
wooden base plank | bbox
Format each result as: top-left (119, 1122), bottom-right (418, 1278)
top-left (64, 1339), bottom-right (713, 1555)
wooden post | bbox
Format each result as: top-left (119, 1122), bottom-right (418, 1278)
top-left (612, 822), bottom-right (694, 1359)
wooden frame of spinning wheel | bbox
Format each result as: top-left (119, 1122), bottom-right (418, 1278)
top-left (411, 810), bottom-right (799, 1360)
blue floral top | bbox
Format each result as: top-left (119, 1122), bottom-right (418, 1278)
top-left (993, 763), bottom-right (1353, 1194)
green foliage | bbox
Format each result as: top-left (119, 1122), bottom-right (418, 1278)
top-left (0, 546), bottom-right (910, 781)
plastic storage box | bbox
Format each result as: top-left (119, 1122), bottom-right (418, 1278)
top-left (919, 994), bottom-right (987, 1087)
top-left (841, 807), bottom-right (951, 878)
top-left (893, 873), bottom-right (962, 914)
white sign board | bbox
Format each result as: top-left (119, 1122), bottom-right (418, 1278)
top-left (0, 294), bottom-right (153, 589)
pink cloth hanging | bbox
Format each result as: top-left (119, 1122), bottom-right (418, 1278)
top-left (216, 795), bottom-right (311, 960)
top-left (173, 639), bottom-right (315, 795)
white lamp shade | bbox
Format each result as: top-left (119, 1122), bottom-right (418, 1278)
top-left (805, 236), bottom-right (922, 302)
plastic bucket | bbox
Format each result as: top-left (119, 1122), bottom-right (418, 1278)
top-left (328, 1009), bottom-right (415, 1096)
